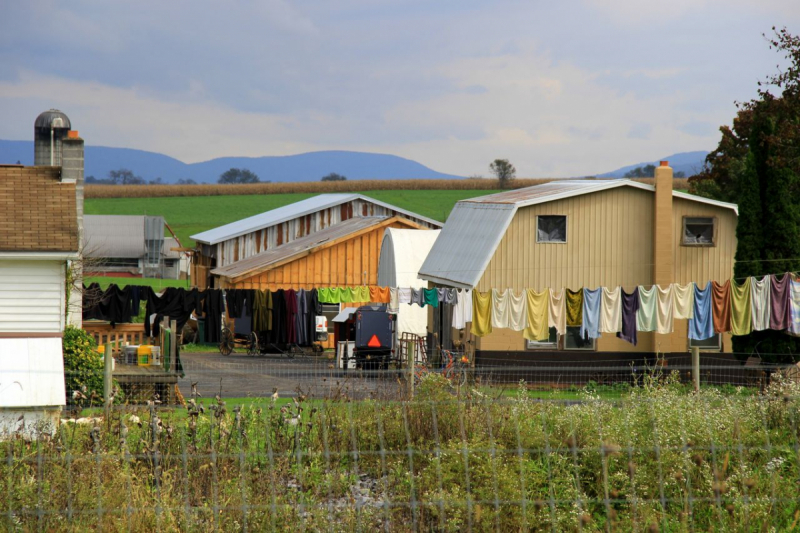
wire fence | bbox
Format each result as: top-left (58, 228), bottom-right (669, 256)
top-left (4, 354), bottom-right (800, 531)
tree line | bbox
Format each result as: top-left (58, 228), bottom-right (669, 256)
top-left (86, 168), bottom-right (352, 185)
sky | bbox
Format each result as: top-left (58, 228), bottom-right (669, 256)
top-left (1, 1), bottom-right (799, 177)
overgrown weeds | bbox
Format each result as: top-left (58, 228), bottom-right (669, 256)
top-left (1, 371), bottom-right (795, 531)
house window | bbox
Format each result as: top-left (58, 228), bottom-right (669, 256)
top-left (563, 326), bottom-right (595, 351)
top-left (682, 217), bottom-right (716, 246)
top-left (537, 215), bottom-right (567, 243)
top-left (689, 334), bottom-right (721, 351)
top-left (526, 327), bottom-right (558, 349)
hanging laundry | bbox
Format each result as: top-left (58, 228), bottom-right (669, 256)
top-left (507, 289), bottom-right (527, 331)
top-left (369, 286), bottom-right (391, 304)
top-left (285, 289), bottom-right (298, 343)
top-left (305, 288), bottom-right (321, 345)
top-left (548, 288), bottom-right (567, 335)
top-left (616, 288), bottom-right (640, 346)
top-left (565, 288), bottom-right (583, 327)
top-left (581, 288), bottom-right (602, 339)
top-left (252, 290), bottom-right (272, 333)
top-left (770, 273), bottom-right (792, 331)
top-left (491, 288), bottom-right (528, 329)
top-left (410, 288), bottom-right (425, 307)
top-left (352, 286), bottom-right (370, 303)
top-left (655, 284), bottom-right (674, 334)
top-left (637, 286), bottom-right (657, 332)
top-left (295, 290), bottom-right (308, 345)
top-left (711, 280), bottom-right (732, 333)
top-left (790, 276), bottom-right (800, 336)
top-left (339, 287), bottom-right (356, 303)
top-left (491, 288), bottom-right (511, 329)
top-left (471, 290), bottom-right (493, 337)
top-left (688, 282), bottom-right (715, 341)
top-left (444, 288), bottom-right (458, 305)
top-left (389, 288), bottom-right (399, 313)
top-left (398, 288), bottom-right (411, 305)
top-left (452, 289), bottom-right (472, 330)
top-left (203, 289), bottom-right (224, 343)
top-left (599, 286), bottom-right (621, 334)
top-left (730, 278), bottom-right (752, 336)
top-left (436, 288), bottom-right (447, 303)
top-left (271, 289), bottom-right (287, 343)
top-left (672, 282), bottom-right (695, 319)
top-left (423, 288), bottom-right (439, 308)
top-left (749, 276), bottom-right (771, 331)
top-left (317, 287), bottom-right (341, 304)
top-left (226, 289), bottom-right (245, 319)
top-left (523, 289), bottom-right (549, 341)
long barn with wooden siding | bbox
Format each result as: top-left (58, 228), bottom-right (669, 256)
top-left (190, 193), bottom-right (442, 288)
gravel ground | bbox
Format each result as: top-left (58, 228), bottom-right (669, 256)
top-left (177, 350), bottom-right (404, 400)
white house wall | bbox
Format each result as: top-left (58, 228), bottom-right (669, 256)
top-left (0, 338), bottom-right (66, 408)
top-left (0, 260), bottom-right (65, 332)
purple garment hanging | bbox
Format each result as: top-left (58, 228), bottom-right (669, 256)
top-left (616, 288), bottom-right (640, 346)
top-left (770, 273), bottom-right (792, 330)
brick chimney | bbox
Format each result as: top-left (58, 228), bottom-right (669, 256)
top-left (61, 131), bottom-right (84, 245)
top-left (653, 161), bottom-right (673, 286)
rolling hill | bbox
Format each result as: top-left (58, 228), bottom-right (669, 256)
top-left (598, 151), bottom-right (709, 178)
top-left (0, 140), bottom-right (463, 183)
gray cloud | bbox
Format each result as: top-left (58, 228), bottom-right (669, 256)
top-left (0, 0), bottom-right (798, 176)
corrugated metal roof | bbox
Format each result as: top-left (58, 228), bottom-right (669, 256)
top-left (417, 203), bottom-right (516, 288)
top-left (84, 215), bottom-right (146, 258)
top-left (211, 217), bottom-right (392, 280)
top-left (191, 193), bottom-right (443, 245)
top-left (418, 179), bottom-right (739, 288)
top-left (464, 179), bottom-right (738, 214)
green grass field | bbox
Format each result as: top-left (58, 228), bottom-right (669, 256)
top-left (84, 190), bottom-right (499, 247)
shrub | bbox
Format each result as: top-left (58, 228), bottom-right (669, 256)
top-left (62, 326), bottom-right (105, 405)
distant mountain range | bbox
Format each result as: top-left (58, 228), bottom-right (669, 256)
top-left (0, 140), bottom-right (463, 183)
top-left (0, 139), bottom-right (709, 183)
top-left (597, 151), bottom-right (709, 178)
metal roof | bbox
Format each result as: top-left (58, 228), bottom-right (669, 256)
top-left (418, 179), bottom-right (738, 288)
top-left (463, 179), bottom-right (739, 214)
top-left (191, 193), bottom-right (443, 245)
top-left (417, 203), bottom-right (516, 288)
top-left (211, 216), bottom-right (408, 280)
top-left (84, 215), bottom-right (146, 258)
top-left (332, 307), bottom-right (359, 323)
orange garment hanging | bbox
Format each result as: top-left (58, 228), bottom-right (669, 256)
top-left (369, 286), bottom-right (391, 303)
top-left (711, 280), bottom-right (731, 333)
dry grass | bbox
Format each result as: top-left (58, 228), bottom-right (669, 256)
top-left (86, 177), bottom-right (691, 199)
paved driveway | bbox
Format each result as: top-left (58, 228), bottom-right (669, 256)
top-left (177, 351), bottom-right (402, 400)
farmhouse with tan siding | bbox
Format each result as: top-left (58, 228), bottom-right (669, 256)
top-left (419, 163), bottom-right (739, 362)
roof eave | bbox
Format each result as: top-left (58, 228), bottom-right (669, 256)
top-left (213, 216), bottom-right (421, 282)
top-left (417, 272), bottom-right (474, 289)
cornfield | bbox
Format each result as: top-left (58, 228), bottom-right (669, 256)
top-left (85, 178), bottom-right (691, 199)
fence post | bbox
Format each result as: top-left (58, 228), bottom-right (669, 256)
top-left (104, 341), bottom-right (113, 416)
top-left (170, 319), bottom-right (178, 374)
top-left (408, 340), bottom-right (415, 399)
top-left (691, 346), bottom-right (700, 392)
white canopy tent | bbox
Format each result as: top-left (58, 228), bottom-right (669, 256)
top-left (377, 228), bottom-right (440, 344)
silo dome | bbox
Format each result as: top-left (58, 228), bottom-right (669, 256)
top-left (34, 109), bottom-right (71, 130)
top-left (34, 109), bottom-right (72, 166)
